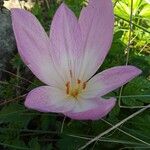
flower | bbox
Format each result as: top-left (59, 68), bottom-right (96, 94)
top-left (11, 0), bottom-right (141, 120)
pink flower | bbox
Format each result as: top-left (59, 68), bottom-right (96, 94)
top-left (11, 0), bottom-right (141, 120)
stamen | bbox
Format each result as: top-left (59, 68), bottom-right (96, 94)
top-left (83, 82), bottom-right (87, 90)
top-left (69, 70), bottom-right (73, 78)
top-left (66, 81), bottom-right (70, 95)
top-left (65, 79), bottom-right (87, 98)
top-left (77, 79), bottom-right (81, 84)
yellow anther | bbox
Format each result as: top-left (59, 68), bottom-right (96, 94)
top-left (65, 79), bottom-right (87, 99)
top-left (69, 70), bottom-right (73, 78)
top-left (77, 79), bottom-right (81, 84)
top-left (65, 81), bottom-right (70, 95)
top-left (83, 82), bottom-right (87, 90)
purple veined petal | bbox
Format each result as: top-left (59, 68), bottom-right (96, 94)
top-left (25, 86), bottom-right (76, 113)
top-left (49, 3), bottom-right (82, 81)
top-left (11, 9), bottom-right (64, 87)
top-left (65, 97), bottom-right (116, 120)
top-left (83, 66), bottom-right (142, 98)
top-left (78, 0), bottom-right (114, 81)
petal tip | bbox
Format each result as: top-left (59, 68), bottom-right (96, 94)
top-left (24, 100), bottom-right (29, 109)
top-left (24, 93), bottom-right (32, 109)
top-left (11, 8), bottom-right (25, 15)
top-left (11, 8), bottom-right (30, 22)
top-left (58, 2), bottom-right (72, 14)
top-left (128, 65), bottom-right (142, 76)
top-left (135, 67), bottom-right (142, 75)
top-left (103, 97), bottom-right (116, 113)
top-left (60, 2), bottom-right (66, 7)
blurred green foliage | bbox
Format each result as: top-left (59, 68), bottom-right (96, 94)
top-left (0, 0), bottom-right (150, 149)
top-left (113, 0), bottom-right (150, 54)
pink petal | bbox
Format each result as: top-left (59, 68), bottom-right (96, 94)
top-left (65, 97), bottom-right (116, 120)
top-left (25, 86), bottom-right (75, 113)
top-left (49, 3), bottom-right (82, 80)
top-left (11, 9), bottom-right (63, 86)
top-left (84, 66), bottom-right (142, 98)
top-left (78, 0), bottom-right (114, 80)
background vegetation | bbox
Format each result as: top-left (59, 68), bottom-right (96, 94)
top-left (0, 0), bottom-right (150, 149)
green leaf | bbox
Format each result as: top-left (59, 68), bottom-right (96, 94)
top-left (29, 138), bottom-right (41, 150)
top-left (140, 4), bottom-right (150, 18)
top-left (58, 134), bottom-right (85, 150)
top-left (123, 77), bottom-right (150, 105)
top-left (40, 115), bottom-right (56, 131)
top-left (0, 103), bottom-right (34, 128)
top-left (10, 54), bottom-right (24, 69)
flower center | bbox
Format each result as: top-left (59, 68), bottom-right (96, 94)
top-left (65, 79), bottom-right (87, 99)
